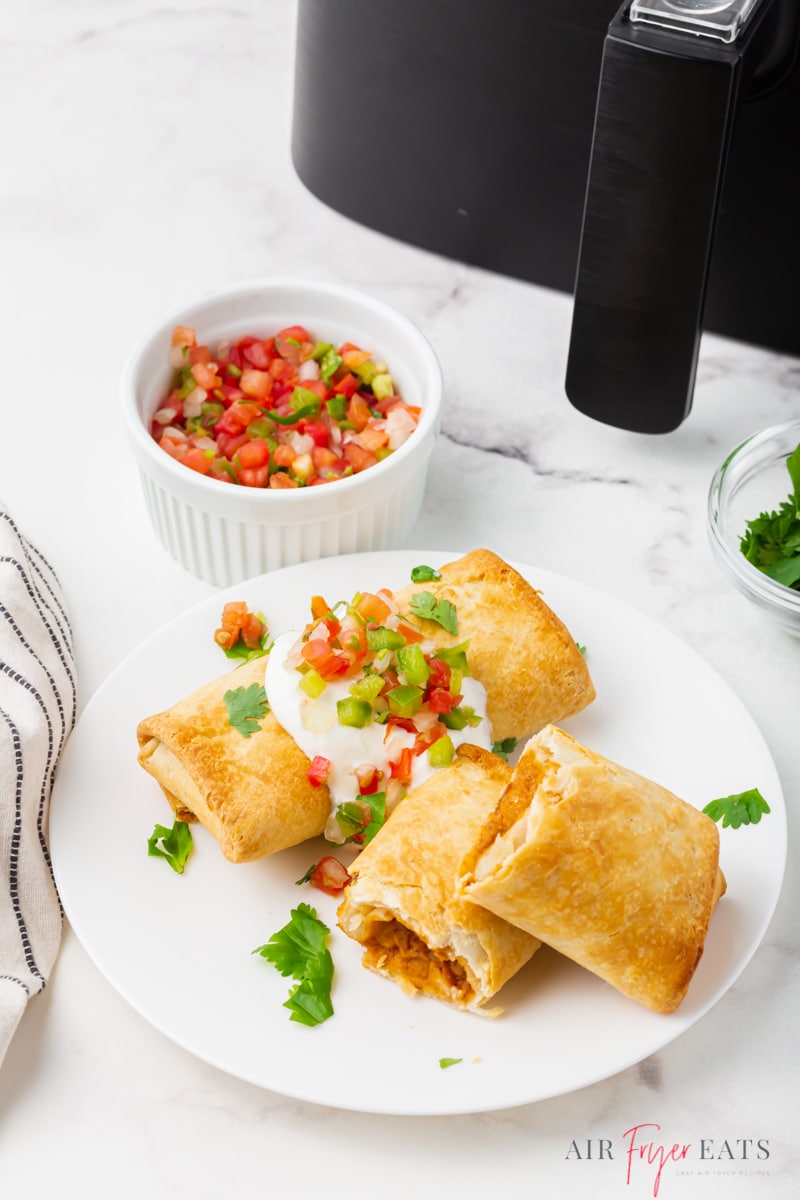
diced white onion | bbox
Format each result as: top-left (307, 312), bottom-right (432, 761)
top-left (183, 388), bottom-right (207, 418)
top-left (168, 346), bottom-right (187, 369)
top-left (161, 425), bottom-right (187, 441)
top-left (298, 359), bottom-right (320, 381)
top-left (384, 406), bottom-right (416, 450)
top-left (152, 406), bottom-right (178, 425)
top-left (288, 431), bottom-right (315, 456)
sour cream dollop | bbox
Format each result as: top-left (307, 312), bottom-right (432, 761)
top-left (265, 629), bottom-right (493, 839)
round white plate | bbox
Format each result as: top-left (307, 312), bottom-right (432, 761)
top-left (50, 551), bottom-right (786, 1115)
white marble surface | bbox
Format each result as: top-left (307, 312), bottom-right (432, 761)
top-left (1, 2), bottom-right (797, 1196)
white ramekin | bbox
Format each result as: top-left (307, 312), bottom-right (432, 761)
top-left (122, 278), bottom-right (442, 586)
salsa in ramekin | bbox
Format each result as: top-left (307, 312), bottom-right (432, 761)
top-left (150, 324), bottom-right (421, 488)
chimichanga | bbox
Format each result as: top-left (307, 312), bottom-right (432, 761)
top-left (136, 656), bottom-right (329, 863)
top-left (337, 745), bottom-right (541, 1016)
top-left (392, 549), bottom-right (595, 740)
top-left (459, 726), bottom-right (726, 1014)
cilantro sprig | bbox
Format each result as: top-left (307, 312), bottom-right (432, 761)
top-left (740, 441), bottom-right (800, 589)
top-left (410, 564), bottom-right (441, 583)
top-left (147, 818), bottom-right (193, 873)
top-left (702, 788), bottom-right (771, 829)
top-left (408, 590), bottom-right (458, 635)
top-left (224, 682), bottom-right (270, 737)
top-left (253, 903), bottom-right (335, 1027)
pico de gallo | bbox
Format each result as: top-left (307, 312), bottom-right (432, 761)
top-left (151, 324), bottom-right (421, 488)
top-left (264, 582), bottom-right (493, 853)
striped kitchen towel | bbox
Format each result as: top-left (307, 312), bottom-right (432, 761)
top-left (1, 503), bottom-right (76, 1065)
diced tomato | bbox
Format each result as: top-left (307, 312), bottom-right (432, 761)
top-left (236, 438), bottom-right (270, 469)
top-left (307, 755), bottom-right (332, 787)
top-left (311, 445), bottom-right (339, 471)
top-left (428, 687), bottom-right (460, 714)
top-left (215, 432), bottom-right (248, 459)
top-left (396, 621), bottom-right (425, 644)
top-left (333, 372), bottom-right (359, 400)
top-left (343, 443), bottom-right (379, 473)
top-left (354, 591), bottom-right (392, 624)
top-left (426, 657), bottom-right (451, 690)
top-left (308, 856), bottom-right (351, 897)
top-left (389, 747), bottom-right (413, 786)
top-left (191, 362), bottom-right (221, 391)
top-left (239, 368), bottom-right (273, 400)
top-left (219, 384), bottom-right (245, 403)
top-left (242, 340), bottom-right (272, 369)
top-left (385, 716), bottom-right (417, 735)
top-left (301, 421), bottom-right (330, 447)
top-left (269, 472), bottom-right (299, 488)
top-left (237, 464), bottom-right (269, 488)
top-left (188, 343), bottom-right (212, 365)
top-left (355, 765), bottom-right (383, 795)
top-left (171, 325), bottom-right (196, 349)
top-left (272, 443), bottom-right (295, 468)
top-left (301, 639), bottom-right (350, 679)
top-left (414, 725), bottom-right (446, 756)
top-left (355, 425), bottom-right (389, 451)
top-left (181, 447), bottom-right (212, 474)
top-left (346, 393), bottom-right (371, 430)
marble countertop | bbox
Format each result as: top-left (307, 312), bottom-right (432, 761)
top-left (1, 2), bottom-right (797, 1197)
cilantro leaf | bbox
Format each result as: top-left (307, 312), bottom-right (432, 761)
top-left (408, 590), bottom-right (458, 635)
top-left (491, 737), bottom-right (518, 762)
top-left (576, 643), bottom-right (587, 656)
top-left (223, 640), bottom-right (270, 664)
top-left (702, 788), bottom-right (771, 829)
top-left (739, 440), bottom-right (800, 590)
top-left (147, 818), bottom-right (193, 873)
top-left (439, 1057), bottom-right (462, 1069)
top-left (224, 682), bottom-right (269, 737)
top-left (253, 903), bottom-right (334, 1027)
top-left (410, 564), bottom-right (441, 583)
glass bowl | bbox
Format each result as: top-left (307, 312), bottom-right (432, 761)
top-left (708, 418), bottom-right (800, 636)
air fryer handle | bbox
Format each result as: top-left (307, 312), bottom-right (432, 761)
top-left (565, 10), bottom-right (747, 433)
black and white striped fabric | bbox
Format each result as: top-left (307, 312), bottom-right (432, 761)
top-left (1, 503), bottom-right (76, 1064)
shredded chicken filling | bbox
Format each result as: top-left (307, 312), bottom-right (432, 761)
top-left (363, 919), bottom-right (474, 1001)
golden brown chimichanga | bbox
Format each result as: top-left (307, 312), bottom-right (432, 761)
top-left (392, 549), bottom-right (595, 741)
top-left (459, 725), bottom-right (726, 1014)
top-left (337, 745), bottom-right (541, 1016)
top-left (136, 656), bottom-right (328, 863)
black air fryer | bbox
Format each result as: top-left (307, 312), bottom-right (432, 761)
top-left (291, 0), bottom-right (800, 433)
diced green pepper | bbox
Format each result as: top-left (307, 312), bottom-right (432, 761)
top-left (336, 697), bottom-right (372, 728)
top-left (298, 668), bottom-right (326, 699)
top-left (290, 386), bottom-right (322, 413)
top-left (433, 641), bottom-right (472, 676)
top-left (371, 372), bottom-right (394, 400)
top-left (428, 735), bottom-right (455, 767)
top-left (366, 626), bottom-right (407, 652)
top-left (353, 359), bottom-right (378, 386)
top-left (325, 394), bottom-right (348, 421)
top-left (348, 673), bottom-right (386, 704)
top-left (396, 643), bottom-right (430, 687)
top-left (245, 417), bottom-right (276, 440)
top-left (386, 685), bottom-right (424, 718)
top-left (441, 705), bottom-right (483, 731)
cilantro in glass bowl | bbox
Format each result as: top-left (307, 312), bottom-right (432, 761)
top-left (708, 418), bottom-right (800, 636)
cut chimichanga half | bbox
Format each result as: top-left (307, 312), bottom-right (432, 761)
top-left (136, 656), bottom-right (329, 863)
top-left (337, 745), bottom-right (541, 1016)
top-left (392, 549), bottom-right (595, 741)
top-left (459, 725), bottom-right (726, 1015)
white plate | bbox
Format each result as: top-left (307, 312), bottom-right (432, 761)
top-left (50, 551), bottom-right (786, 1115)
